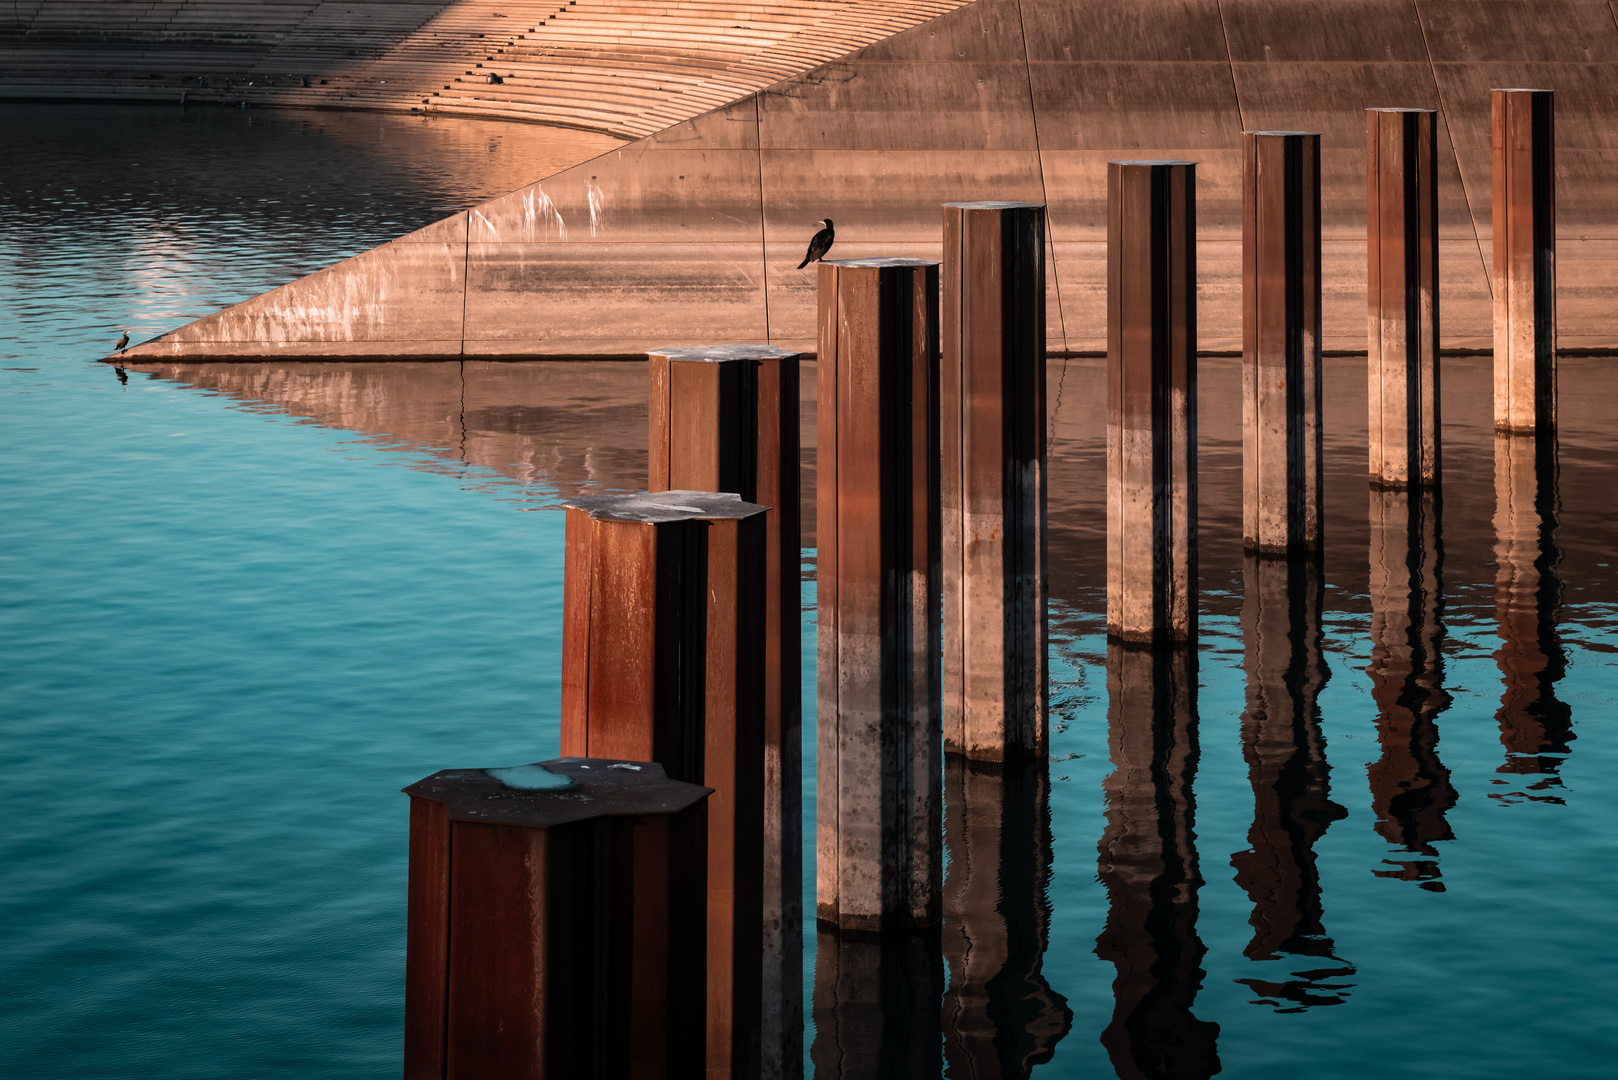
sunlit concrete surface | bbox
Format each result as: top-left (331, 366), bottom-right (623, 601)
top-left (89, 0), bottom-right (1618, 361)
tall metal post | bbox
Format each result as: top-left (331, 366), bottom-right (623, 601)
top-left (403, 758), bottom-right (710, 1080)
top-left (1492, 89), bottom-right (1556, 433)
top-left (1367, 108), bottom-right (1441, 488)
top-left (1107, 160), bottom-right (1197, 643)
top-left (939, 201), bottom-right (1048, 762)
top-left (816, 256), bottom-right (943, 932)
top-left (558, 490), bottom-right (768, 1079)
top-left (646, 344), bottom-right (803, 1079)
top-left (1243, 130), bottom-right (1323, 553)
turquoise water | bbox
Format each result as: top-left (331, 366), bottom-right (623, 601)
top-left (4, 105), bottom-right (1618, 1079)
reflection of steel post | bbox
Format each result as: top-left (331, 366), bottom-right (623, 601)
top-left (1243, 131), bottom-right (1323, 553)
top-left (816, 257), bottom-right (943, 932)
top-left (1366, 487), bottom-right (1455, 890)
top-left (1367, 109), bottom-right (1440, 488)
top-left (558, 490), bottom-right (768, 1078)
top-left (646, 344), bottom-right (803, 1077)
top-left (1095, 643), bottom-right (1220, 1080)
top-left (1492, 89), bottom-right (1556, 434)
top-left (1232, 556), bottom-right (1352, 1009)
top-left (403, 758), bottom-right (710, 1080)
top-left (940, 201), bottom-right (1048, 762)
top-left (1492, 434), bottom-right (1572, 800)
top-left (1107, 160), bottom-right (1197, 643)
top-left (809, 926), bottom-right (944, 1080)
top-left (942, 758), bottom-right (1071, 1078)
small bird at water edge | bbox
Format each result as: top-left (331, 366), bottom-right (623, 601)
top-left (798, 218), bottom-right (834, 269)
top-left (114, 331), bottom-right (129, 352)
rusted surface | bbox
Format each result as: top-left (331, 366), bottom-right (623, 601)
top-left (402, 758), bottom-right (709, 1080)
top-left (1095, 643), bottom-right (1221, 1080)
top-left (809, 926), bottom-right (944, 1080)
top-left (1243, 131), bottom-right (1323, 555)
top-left (1106, 161), bottom-right (1197, 644)
top-left (941, 758), bottom-right (1071, 1078)
top-left (1366, 488), bottom-right (1456, 891)
top-left (556, 490), bottom-right (767, 1079)
top-left (645, 343), bottom-right (802, 1080)
top-left (816, 257), bottom-right (942, 932)
top-left (1492, 434), bottom-right (1574, 803)
top-left (1368, 109), bottom-right (1441, 489)
top-left (1492, 88), bottom-right (1556, 433)
top-left (940, 202), bottom-right (1048, 763)
top-left (1232, 556), bottom-right (1353, 1009)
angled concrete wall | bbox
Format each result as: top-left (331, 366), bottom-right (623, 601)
top-left (125, 0), bottom-right (1618, 362)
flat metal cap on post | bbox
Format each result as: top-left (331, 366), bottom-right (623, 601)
top-left (649, 344), bottom-right (801, 362)
top-left (1367, 107), bottom-right (1436, 114)
top-left (941, 200), bottom-right (1046, 210)
top-left (1110, 159), bottom-right (1196, 167)
top-left (562, 489), bottom-right (770, 522)
top-left (402, 757), bottom-right (712, 828)
top-left (821, 257), bottom-right (940, 268)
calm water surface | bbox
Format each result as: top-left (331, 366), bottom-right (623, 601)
top-left (3, 105), bottom-right (1616, 1079)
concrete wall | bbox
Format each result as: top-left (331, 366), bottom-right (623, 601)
top-left (124, 0), bottom-right (1618, 362)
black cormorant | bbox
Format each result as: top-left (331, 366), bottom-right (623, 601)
top-left (115, 331), bottom-right (129, 352)
top-left (797, 219), bottom-right (834, 269)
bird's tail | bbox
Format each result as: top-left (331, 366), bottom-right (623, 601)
top-left (797, 255), bottom-right (811, 269)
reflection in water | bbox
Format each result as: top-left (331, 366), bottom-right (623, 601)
top-left (810, 927), bottom-right (943, 1080)
top-left (1231, 556), bottom-right (1353, 1011)
top-left (1095, 644), bottom-right (1221, 1080)
top-left (1492, 434), bottom-right (1574, 803)
top-left (1366, 488), bottom-right (1456, 891)
top-left (942, 758), bottom-right (1071, 1078)
top-left (122, 361), bottom-right (649, 500)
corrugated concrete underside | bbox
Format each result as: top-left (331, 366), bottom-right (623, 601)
top-left (124, 0), bottom-right (1618, 362)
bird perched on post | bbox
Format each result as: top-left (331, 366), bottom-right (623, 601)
top-left (798, 219), bottom-right (834, 269)
top-left (114, 331), bottom-right (129, 352)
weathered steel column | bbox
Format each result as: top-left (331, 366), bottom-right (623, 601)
top-left (816, 256), bottom-right (943, 932)
top-left (646, 343), bottom-right (803, 1079)
top-left (941, 759), bottom-right (1071, 1078)
top-left (1367, 487), bottom-right (1455, 890)
top-left (1492, 434), bottom-right (1572, 799)
top-left (1095, 643), bottom-right (1220, 1078)
top-left (1367, 108), bottom-right (1441, 488)
top-left (940, 201), bottom-right (1048, 762)
top-left (1492, 89), bottom-right (1556, 433)
top-left (1243, 131), bottom-right (1323, 553)
top-left (1107, 160), bottom-right (1197, 643)
top-left (558, 490), bottom-right (767, 1079)
top-left (1233, 555), bottom-right (1352, 1004)
top-left (403, 758), bottom-right (710, 1080)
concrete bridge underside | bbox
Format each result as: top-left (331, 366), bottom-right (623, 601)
top-left (119, 0), bottom-right (1618, 362)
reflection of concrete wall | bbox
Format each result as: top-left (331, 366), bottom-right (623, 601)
top-left (125, 0), bottom-right (1618, 363)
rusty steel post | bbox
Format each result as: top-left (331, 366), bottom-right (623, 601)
top-left (1492, 89), bottom-right (1557, 433)
top-left (1367, 109), bottom-right (1441, 488)
top-left (1107, 160), bottom-right (1197, 643)
top-left (558, 490), bottom-right (768, 1080)
top-left (816, 256), bottom-right (942, 932)
top-left (940, 201), bottom-right (1048, 763)
top-left (1243, 131), bottom-right (1323, 553)
top-left (402, 757), bottom-right (710, 1080)
top-left (646, 344), bottom-right (803, 1079)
